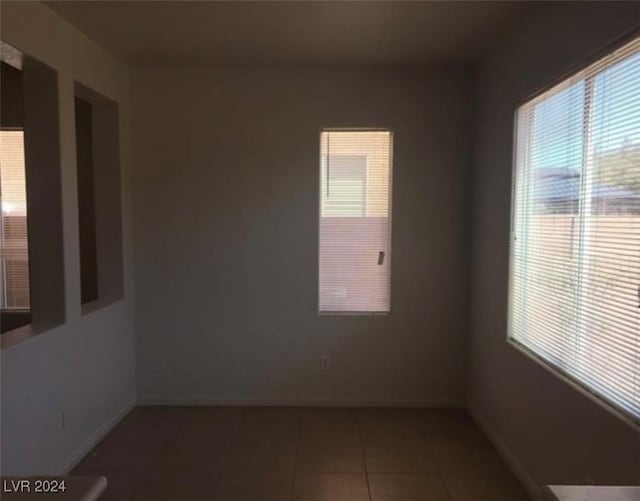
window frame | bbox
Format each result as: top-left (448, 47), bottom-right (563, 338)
top-left (0, 126), bottom-right (31, 314)
top-left (506, 31), bottom-right (640, 430)
top-left (0, 41), bottom-right (66, 349)
top-left (317, 127), bottom-right (394, 316)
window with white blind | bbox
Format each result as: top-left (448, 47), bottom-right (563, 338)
top-left (510, 36), bottom-right (640, 423)
top-left (1, 44), bottom-right (66, 343)
top-left (0, 129), bottom-right (30, 312)
top-left (319, 130), bottom-right (392, 313)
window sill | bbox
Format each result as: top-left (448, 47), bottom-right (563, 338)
top-left (1, 323), bottom-right (36, 350)
top-left (81, 294), bottom-right (124, 317)
top-left (507, 337), bottom-right (640, 432)
top-left (318, 311), bottom-right (390, 316)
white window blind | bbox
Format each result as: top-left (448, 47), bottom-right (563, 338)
top-left (510, 36), bottom-right (640, 423)
top-left (0, 129), bottom-right (30, 310)
top-left (319, 130), bottom-right (392, 313)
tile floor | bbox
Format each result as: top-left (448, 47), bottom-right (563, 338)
top-left (71, 406), bottom-right (531, 500)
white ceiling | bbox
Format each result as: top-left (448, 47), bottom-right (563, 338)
top-left (45, 1), bottom-right (531, 66)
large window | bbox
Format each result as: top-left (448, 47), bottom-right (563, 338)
top-left (319, 130), bottom-right (392, 313)
top-left (510, 37), bottom-right (640, 423)
top-left (0, 42), bottom-right (66, 345)
top-left (1, 58), bottom-right (31, 334)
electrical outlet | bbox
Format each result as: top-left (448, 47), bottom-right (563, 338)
top-left (320, 355), bottom-right (331, 370)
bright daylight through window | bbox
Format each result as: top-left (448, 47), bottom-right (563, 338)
top-left (510, 37), bottom-right (640, 422)
top-left (319, 130), bottom-right (392, 314)
top-left (0, 130), bottom-right (30, 314)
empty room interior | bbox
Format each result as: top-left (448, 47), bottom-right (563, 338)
top-left (1, 1), bottom-right (639, 500)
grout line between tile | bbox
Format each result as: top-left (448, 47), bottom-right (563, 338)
top-left (209, 406), bottom-right (242, 496)
top-left (289, 409), bottom-right (303, 500)
top-left (129, 406), bottom-right (192, 499)
top-left (356, 410), bottom-right (373, 501)
top-left (219, 406), bottom-right (247, 471)
top-left (422, 432), bottom-right (453, 501)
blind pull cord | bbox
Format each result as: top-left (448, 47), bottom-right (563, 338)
top-left (326, 133), bottom-right (330, 198)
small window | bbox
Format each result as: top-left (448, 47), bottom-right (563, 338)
top-left (509, 37), bottom-right (640, 422)
top-left (319, 130), bottom-right (393, 314)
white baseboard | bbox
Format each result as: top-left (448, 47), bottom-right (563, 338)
top-left (56, 399), bottom-right (136, 475)
top-left (138, 393), bottom-right (465, 408)
top-left (469, 408), bottom-right (542, 501)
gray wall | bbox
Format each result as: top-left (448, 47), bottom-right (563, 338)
top-left (0, 2), bottom-right (135, 475)
top-left (469, 1), bottom-right (640, 491)
top-left (131, 66), bottom-right (472, 405)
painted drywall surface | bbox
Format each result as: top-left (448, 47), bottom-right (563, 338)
top-left (0, 2), bottom-right (135, 474)
top-left (131, 66), bottom-right (472, 405)
top-left (469, 1), bottom-right (640, 488)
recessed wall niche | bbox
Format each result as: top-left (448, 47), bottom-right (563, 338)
top-left (74, 83), bottom-right (124, 313)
